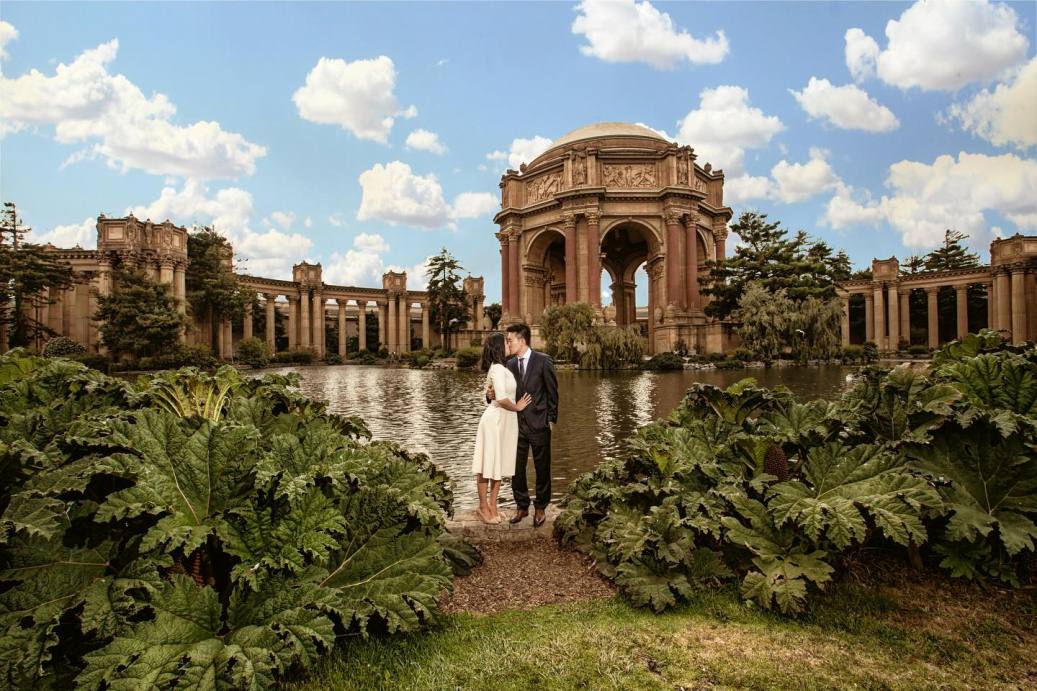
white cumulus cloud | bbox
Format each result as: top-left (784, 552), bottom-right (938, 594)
top-left (0, 37), bottom-right (266, 177)
top-left (789, 77), bottom-right (899, 132)
top-left (486, 135), bottom-right (553, 171)
top-left (292, 55), bottom-right (415, 143)
top-left (0, 20), bottom-right (18, 61)
top-left (944, 56), bottom-right (1037, 150)
top-left (846, 0), bottom-right (1029, 91)
top-left (35, 216), bottom-right (97, 249)
top-left (822, 151), bottom-right (1037, 248)
top-left (675, 85), bottom-right (784, 174)
top-left (770, 149), bottom-right (841, 203)
top-left (571, 0), bottom-right (728, 69)
top-left (126, 179), bottom-right (313, 279)
top-left (405, 128), bottom-right (447, 154)
top-left (356, 161), bottom-right (498, 230)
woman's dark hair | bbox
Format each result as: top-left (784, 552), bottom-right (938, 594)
top-left (480, 332), bottom-right (507, 371)
top-left (506, 322), bottom-right (531, 346)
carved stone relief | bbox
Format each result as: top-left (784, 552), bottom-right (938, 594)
top-left (525, 172), bottom-right (562, 204)
top-left (602, 163), bottom-right (656, 188)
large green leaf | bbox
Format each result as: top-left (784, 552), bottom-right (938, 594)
top-left (768, 443), bottom-right (938, 549)
top-left (94, 410), bottom-right (259, 556)
top-left (907, 420), bottom-right (1037, 557)
top-left (77, 574), bottom-right (336, 691)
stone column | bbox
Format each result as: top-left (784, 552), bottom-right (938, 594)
top-left (1011, 268), bottom-right (1027, 344)
top-left (299, 289), bottom-right (310, 350)
top-left (508, 230), bottom-right (521, 318)
top-left (218, 319), bottom-right (232, 359)
top-left (955, 285), bottom-right (969, 340)
top-left (926, 287), bottom-right (939, 349)
top-left (422, 303), bottom-right (430, 349)
top-left (337, 301), bottom-right (346, 356)
top-left (377, 302), bottom-right (386, 350)
top-left (174, 262), bottom-right (187, 343)
top-left (986, 282), bottom-right (995, 329)
top-left (840, 296), bottom-right (850, 347)
top-left (388, 294), bottom-right (398, 353)
top-left (287, 296), bottom-right (297, 350)
top-left (664, 210), bottom-right (681, 307)
top-left (499, 234), bottom-right (510, 319)
top-left (563, 214), bottom-right (577, 304)
top-left (685, 214), bottom-right (700, 310)
top-left (159, 258), bottom-right (174, 287)
top-left (864, 292), bottom-right (874, 342)
top-left (312, 292), bottom-right (325, 357)
top-left (586, 212), bottom-right (601, 307)
top-left (887, 284), bottom-right (900, 350)
top-left (242, 305), bottom-right (253, 341)
top-left (63, 285), bottom-right (76, 343)
top-left (399, 293), bottom-right (410, 353)
top-left (995, 270), bottom-right (1011, 335)
top-left (873, 285), bottom-right (886, 350)
top-left (714, 224), bottom-right (727, 263)
top-left (85, 279), bottom-right (100, 352)
top-left (899, 289), bottom-right (911, 346)
top-left (358, 303), bottom-right (368, 351)
top-left (264, 295), bottom-right (276, 352)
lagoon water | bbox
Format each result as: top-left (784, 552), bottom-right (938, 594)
top-left (263, 364), bottom-right (858, 509)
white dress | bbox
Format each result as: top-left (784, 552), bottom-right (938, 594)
top-left (471, 363), bottom-right (519, 480)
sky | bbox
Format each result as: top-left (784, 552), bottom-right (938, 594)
top-left (1, 0), bottom-right (1035, 304)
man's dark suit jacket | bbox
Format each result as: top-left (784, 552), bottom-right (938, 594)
top-left (506, 349), bottom-right (558, 435)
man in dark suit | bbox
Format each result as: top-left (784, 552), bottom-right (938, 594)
top-left (489, 323), bottom-right (558, 527)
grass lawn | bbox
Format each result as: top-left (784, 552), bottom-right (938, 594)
top-left (293, 575), bottom-right (1036, 690)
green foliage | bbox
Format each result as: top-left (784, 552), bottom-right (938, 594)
top-left (325, 353), bottom-right (343, 365)
top-left (186, 226), bottom-right (250, 323)
top-left (237, 336), bottom-right (270, 368)
top-left (643, 352), bottom-right (685, 371)
top-left (734, 282), bottom-right (842, 362)
top-left (425, 248), bottom-right (468, 342)
top-left (136, 343), bottom-right (218, 371)
top-left (557, 338), bottom-right (1037, 615)
top-left (41, 336), bottom-right (85, 357)
top-left (94, 266), bottom-right (187, 360)
top-left (484, 302), bottom-right (502, 330)
top-left (700, 212), bottom-right (851, 321)
top-left (540, 303), bottom-right (596, 363)
top-left (0, 235), bottom-right (75, 349)
top-left (581, 326), bottom-right (644, 370)
top-left (0, 353), bottom-right (462, 688)
top-left (454, 347), bottom-right (481, 369)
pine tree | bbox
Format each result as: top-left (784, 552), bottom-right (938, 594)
top-left (484, 303), bottom-right (502, 330)
top-left (95, 266), bottom-right (187, 359)
top-left (923, 229), bottom-right (980, 271)
top-left (186, 226), bottom-right (249, 345)
top-left (0, 204), bottom-right (74, 348)
top-left (425, 248), bottom-right (468, 347)
top-left (700, 211), bottom-right (848, 320)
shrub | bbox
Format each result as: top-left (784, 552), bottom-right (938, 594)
top-left (643, 352), bottom-right (684, 371)
top-left (908, 344), bottom-right (930, 356)
top-left (325, 353), bottom-right (343, 365)
top-left (411, 354), bottom-right (430, 369)
top-left (291, 350), bottom-right (315, 364)
top-left (237, 336), bottom-right (270, 368)
top-left (714, 358), bottom-right (744, 369)
top-left (556, 332), bottom-right (1037, 615)
top-left (897, 338), bottom-right (911, 352)
top-left (433, 348), bottom-right (450, 359)
top-left (133, 343), bottom-right (219, 371)
top-left (731, 347), bottom-right (755, 362)
top-left (707, 351), bottom-right (727, 362)
top-left (455, 346), bottom-right (482, 369)
top-left (378, 347), bottom-right (389, 359)
top-left (0, 353), bottom-right (475, 689)
top-left (42, 336), bottom-right (85, 358)
top-left (673, 338), bottom-right (689, 357)
top-left (71, 352), bottom-right (111, 373)
top-left (471, 337), bottom-right (482, 347)
top-left (581, 326), bottom-right (644, 370)
top-left (360, 352), bottom-right (378, 365)
top-left (841, 345), bottom-right (864, 363)
top-left (862, 341), bottom-right (879, 362)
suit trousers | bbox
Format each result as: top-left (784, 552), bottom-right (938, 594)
top-left (513, 425), bottom-right (551, 510)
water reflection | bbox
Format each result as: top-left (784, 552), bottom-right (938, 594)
top-left (260, 365), bottom-right (857, 509)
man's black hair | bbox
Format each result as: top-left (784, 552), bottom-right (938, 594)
top-left (506, 322), bottom-right (531, 345)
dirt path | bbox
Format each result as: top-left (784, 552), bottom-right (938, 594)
top-left (443, 508), bottom-right (616, 615)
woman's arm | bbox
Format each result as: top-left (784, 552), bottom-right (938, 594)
top-left (489, 365), bottom-right (531, 412)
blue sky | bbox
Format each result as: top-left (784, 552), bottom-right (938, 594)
top-left (2, 0), bottom-right (1035, 303)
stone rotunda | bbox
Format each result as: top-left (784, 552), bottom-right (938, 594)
top-left (492, 122), bottom-right (735, 355)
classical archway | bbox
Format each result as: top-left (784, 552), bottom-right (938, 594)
top-left (525, 227), bottom-right (569, 317)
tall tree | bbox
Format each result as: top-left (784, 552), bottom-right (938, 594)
top-left (186, 227), bottom-right (249, 346)
top-left (540, 302), bottom-right (596, 363)
top-left (425, 248), bottom-right (468, 346)
top-left (699, 212), bottom-right (847, 320)
top-left (95, 266), bottom-right (186, 359)
top-left (0, 204), bottom-right (74, 348)
top-left (923, 229), bottom-right (980, 272)
top-left (484, 303), bottom-right (502, 330)
top-left (900, 255), bottom-right (926, 275)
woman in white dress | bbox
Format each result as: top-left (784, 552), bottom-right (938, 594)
top-left (472, 332), bottom-right (531, 524)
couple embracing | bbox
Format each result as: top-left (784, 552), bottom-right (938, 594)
top-left (471, 323), bottom-right (558, 527)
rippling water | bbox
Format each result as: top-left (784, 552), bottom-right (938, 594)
top-left (261, 364), bottom-right (858, 509)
